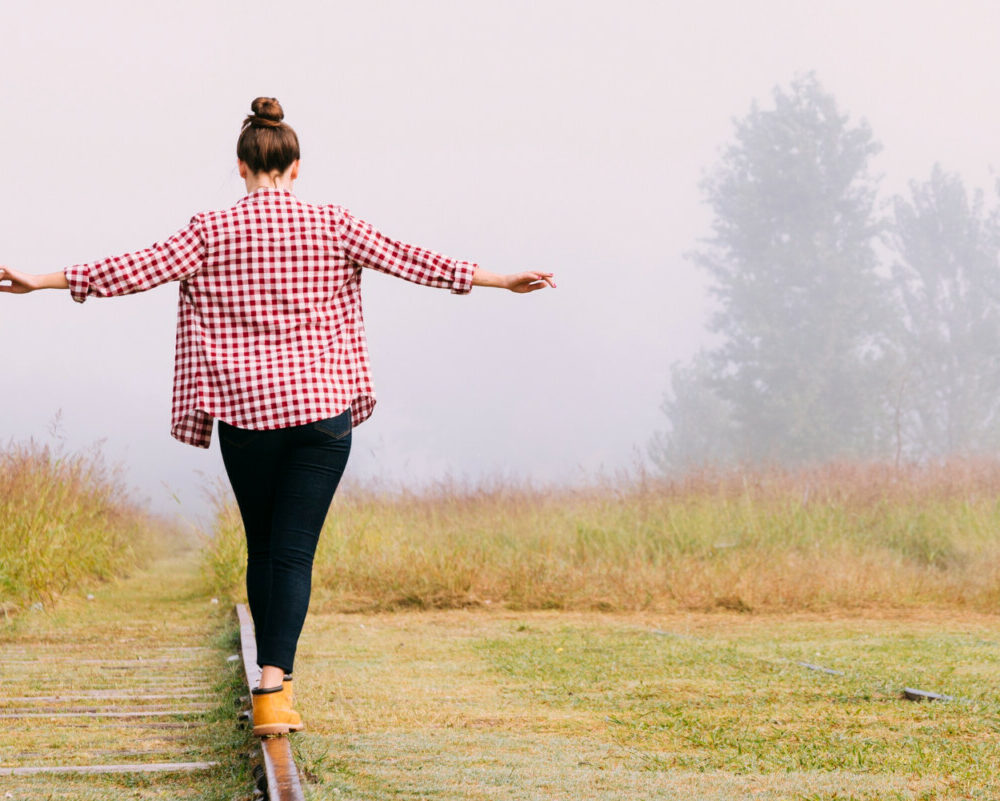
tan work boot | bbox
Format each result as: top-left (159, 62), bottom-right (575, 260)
top-left (251, 684), bottom-right (304, 736)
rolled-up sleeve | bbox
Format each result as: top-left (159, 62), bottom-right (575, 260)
top-left (65, 216), bottom-right (206, 304)
top-left (335, 207), bottom-right (476, 295)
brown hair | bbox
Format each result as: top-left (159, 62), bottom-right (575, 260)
top-left (236, 97), bottom-right (300, 174)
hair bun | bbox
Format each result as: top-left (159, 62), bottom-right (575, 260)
top-left (237, 96), bottom-right (300, 172)
top-left (250, 97), bottom-right (284, 124)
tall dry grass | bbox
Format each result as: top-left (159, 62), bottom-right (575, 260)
top-left (0, 441), bottom-right (163, 611)
top-left (199, 485), bottom-right (247, 599)
top-left (203, 460), bottom-right (1000, 612)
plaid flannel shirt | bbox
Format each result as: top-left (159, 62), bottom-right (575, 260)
top-left (64, 189), bottom-right (476, 448)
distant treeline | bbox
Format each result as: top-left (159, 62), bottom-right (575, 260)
top-left (652, 73), bottom-right (1000, 471)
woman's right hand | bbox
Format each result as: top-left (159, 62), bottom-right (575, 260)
top-left (0, 267), bottom-right (40, 294)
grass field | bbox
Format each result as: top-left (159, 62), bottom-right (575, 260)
top-left (195, 459), bottom-right (1000, 798)
top-left (5, 557), bottom-right (997, 800)
top-left (11, 447), bottom-right (1000, 801)
top-left (11, 456), bottom-right (998, 798)
top-left (289, 607), bottom-right (1000, 800)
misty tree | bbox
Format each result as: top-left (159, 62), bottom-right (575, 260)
top-left (655, 74), bottom-right (891, 468)
top-left (650, 352), bottom-right (734, 472)
top-left (890, 165), bottom-right (1000, 455)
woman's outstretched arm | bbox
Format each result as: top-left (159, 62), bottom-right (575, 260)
top-left (0, 268), bottom-right (69, 293)
top-left (1, 218), bottom-right (205, 301)
top-left (337, 208), bottom-right (555, 295)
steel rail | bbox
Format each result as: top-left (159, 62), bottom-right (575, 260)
top-left (235, 604), bottom-right (306, 801)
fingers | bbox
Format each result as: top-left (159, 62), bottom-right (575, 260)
top-left (513, 271), bottom-right (556, 292)
top-left (0, 267), bottom-right (28, 294)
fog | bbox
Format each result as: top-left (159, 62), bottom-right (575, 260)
top-left (2, 0), bottom-right (999, 520)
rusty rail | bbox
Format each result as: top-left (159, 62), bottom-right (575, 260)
top-left (235, 604), bottom-right (306, 801)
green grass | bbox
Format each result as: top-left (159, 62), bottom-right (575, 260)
top-left (288, 608), bottom-right (1000, 800)
top-left (482, 623), bottom-right (1000, 777)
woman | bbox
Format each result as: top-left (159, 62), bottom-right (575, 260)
top-left (0, 97), bottom-right (555, 736)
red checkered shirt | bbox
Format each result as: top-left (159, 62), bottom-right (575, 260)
top-left (64, 188), bottom-right (476, 448)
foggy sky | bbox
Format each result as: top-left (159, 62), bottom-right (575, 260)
top-left (3, 0), bottom-right (999, 520)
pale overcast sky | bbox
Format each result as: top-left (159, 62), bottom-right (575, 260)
top-left (3, 0), bottom-right (999, 519)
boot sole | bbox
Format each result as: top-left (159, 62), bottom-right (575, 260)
top-left (253, 721), bottom-right (305, 736)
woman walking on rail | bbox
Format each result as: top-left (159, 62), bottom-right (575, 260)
top-left (0, 97), bottom-right (555, 736)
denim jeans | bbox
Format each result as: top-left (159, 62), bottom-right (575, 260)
top-left (218, 409), bottom-right (352, 673)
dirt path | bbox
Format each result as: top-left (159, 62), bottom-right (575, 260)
top-left (0, 552), bottom-right (249, 800)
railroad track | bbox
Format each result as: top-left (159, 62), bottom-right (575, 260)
top-left (0, 561), bottom-right (307, 800)
top-left (235, 603), bottom-right (306, 801)
top-left (0, 641), bottom-right (221, 795)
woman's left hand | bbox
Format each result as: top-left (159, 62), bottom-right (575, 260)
top-left (0, 267), bottom-right (40, 294)
top-left (471, 267), bottom-right (557, 293)
top-left (504, 271), bottom-right (557, 293)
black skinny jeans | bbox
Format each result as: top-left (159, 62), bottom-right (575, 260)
top-left (218, 410), bottom-right (352, 673)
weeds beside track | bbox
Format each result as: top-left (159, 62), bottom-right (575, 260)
top-left (0, 441), bottom-right (165, 612)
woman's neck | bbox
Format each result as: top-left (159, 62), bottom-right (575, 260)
top-left (244, 172), bottom-right (295, 193)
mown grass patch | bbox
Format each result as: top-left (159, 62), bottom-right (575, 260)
top-left (479, 619), bottom-right (1000, 780)
top-left (290, 609), bottom-right (1000, 800)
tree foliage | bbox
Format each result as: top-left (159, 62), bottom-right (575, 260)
top-left (657, 74), bottom-right (890, 470)
top-left (890, 165), bottom-right (1000, 455)
top-left (654, 75), bottom-right (1000, 472)
top-left (650, 351), bottom-right (734, 472)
